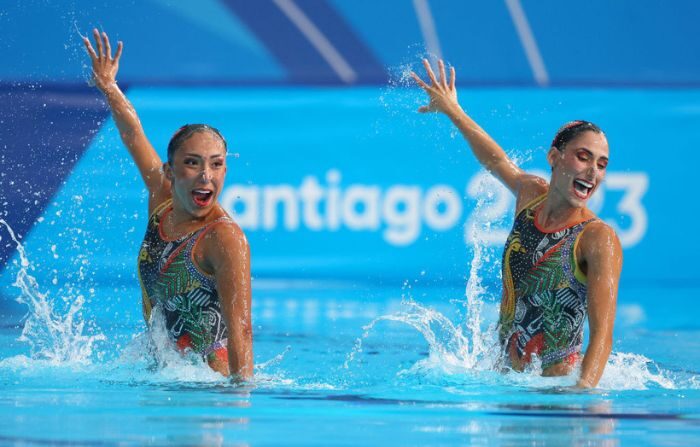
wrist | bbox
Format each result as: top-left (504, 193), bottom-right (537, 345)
top-left (444, 101), bottom-right (465, 119)
top-left (98, 81), bottom-right (120, 96)
top-left (445, 103), bottom-right (469, 127)
top-left (576, 378), bottom-right (593, 389)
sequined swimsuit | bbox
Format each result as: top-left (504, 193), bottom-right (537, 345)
top-left (500, 194), bottom-right (596, 369)
top-left (137, 200), bottom-right (231, 360)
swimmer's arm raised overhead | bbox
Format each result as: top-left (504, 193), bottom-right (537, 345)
top-left (576, 223), bottom-right (622, 388)
top-left (411, 59), bottom-right (536, 197)
top-left (82, 29), bottom-right (168, 211)
top-left (202, 223), bottom-right (254, 381)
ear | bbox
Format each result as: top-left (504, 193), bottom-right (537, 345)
top-left (546, 147), bottom-right (560, 171)
top-left (163, 162), bottom-right (174, 181)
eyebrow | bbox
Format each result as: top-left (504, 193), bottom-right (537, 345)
top-left (182, 153), bottom-right (225, 159)
top-left (577, 147), bottom-right (608, 162)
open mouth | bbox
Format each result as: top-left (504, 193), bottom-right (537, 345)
top-left (192, 189), bottom-right (214, 207)
top-left (572, 179), bottom-right (594, 200)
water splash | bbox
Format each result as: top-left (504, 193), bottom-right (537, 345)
top-left (256, 345), bottom-right (292, 371)
top-left (342, 175), bottom-right (682, 391)
top-left (0, 219), bottom-right (105, 365)
top-left (108, 312), bottom-right (226, 384)
top-left (0, 218), bottom-right (329, 388)
top-left (598, 352), bottom-right (676, 390)
top-left (344, 173), bottom-right (502, 376)
top-left (109, 314), bottom-right (332, 389)
top-left (377, 47), bottom-right (458, 138)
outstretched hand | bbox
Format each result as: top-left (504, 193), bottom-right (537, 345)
top-left (82, 28), bottom-right (123, 93)
top-left (411, 59), bottom-right (459, 114)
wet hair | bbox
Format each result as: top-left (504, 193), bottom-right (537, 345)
top-left (551, 120), bottom-right (604, 152)
top-left (166, 124), bottom-right (227, 165)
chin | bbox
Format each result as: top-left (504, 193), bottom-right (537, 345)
top-left (187, 196), bottom-right (217, 216)
top-left (567, 192), bottom-right (589, 208)
top-left (184, 204), bottom-right (209, 218)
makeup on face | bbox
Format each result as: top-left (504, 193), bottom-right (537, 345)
top-left (554, 131), bottom-right (609, 206)
top-left (170, 133), bottom-right (227, 215)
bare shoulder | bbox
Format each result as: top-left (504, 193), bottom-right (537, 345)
top-left (194, 218), bottom-right (250, 275)
top-left (205, 219), bottom-right (249, 252)
top-left (579, 220), bottom-right (623, 261)
top-left (514, 174), bottom-right (548, 214)
top-left (147, 189), bottom-right (173, 217)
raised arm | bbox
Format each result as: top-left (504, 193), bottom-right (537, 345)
top-left (411, 59), bottom-right (529, 196)
top-left (577, 222), bottom-right (622, 388)
top-left (82, 29), bottom-right (169, 212)
top-left (204, 223), bottom-right (253, 381)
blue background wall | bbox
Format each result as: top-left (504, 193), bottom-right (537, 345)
top-left (2, 0), bottom-right (700, 86)
top-left (1, 1), bottom-right (699, 308)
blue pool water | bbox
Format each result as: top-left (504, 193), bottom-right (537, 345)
top-left (2, 86), bottom-right (700, 445)
top-left (1, 269), bottom-right (699, 445)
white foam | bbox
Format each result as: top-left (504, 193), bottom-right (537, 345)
top-left (1, 219), bottom-right (105, 365)
top-left (598, 352), bottom-right (676, 390)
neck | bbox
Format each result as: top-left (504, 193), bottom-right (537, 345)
top-left (168, 202), bottom-right (210, 228)
top-left (538, 192), bottom-right (587, 231)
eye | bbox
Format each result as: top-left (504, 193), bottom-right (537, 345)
top-left (212, 160), bottom-right (224, 169)
top-left (597, 161), bottom-right (608, 170)
top-left (183, 157), bottom-right (198, 166)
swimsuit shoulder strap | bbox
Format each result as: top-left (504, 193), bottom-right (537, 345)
top-left (185, 215), bottom-right (238, 278)
top-left (150, 198), bottom-right (173, 222)
top-left (515, 193), bottom-right (547, 220)
top-left (523, 193), bottom-right (547, 211)
top-left (190, 215), bottom-right (236, 248)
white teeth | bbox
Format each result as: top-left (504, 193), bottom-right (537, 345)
top-left (193, 189), bottom-right (212, 195)
top-left (573, 179), bottom-right (593, 198)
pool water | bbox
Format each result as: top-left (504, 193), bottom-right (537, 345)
top-left (2, 85), bottom-right (700, 445)
top-left (1, 225), bottom-right (699, 446)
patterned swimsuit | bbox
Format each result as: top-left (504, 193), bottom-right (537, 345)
top-left (138, 200), bottom-right (231, 360)
top-left (500, 194), bottom-right (595, 369)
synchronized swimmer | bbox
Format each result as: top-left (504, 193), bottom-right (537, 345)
top-left (412, 59), bottom-right (622, 388)
top-left (83, 29), bottom-right (253, 380)
top-left (83, 29), bottom-right (621, 388)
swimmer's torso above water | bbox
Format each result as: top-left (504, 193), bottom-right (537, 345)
top-left (138, 199), bottom-right (231, 361)
top-left (500, 194), bottom-right (596, 371)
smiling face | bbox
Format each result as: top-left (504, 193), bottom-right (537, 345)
top-left (165, 131), bottom-right (227, 218)
top-left (548, 130), bottom-right (609, 208)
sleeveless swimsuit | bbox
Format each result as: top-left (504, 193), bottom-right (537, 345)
top-left (500, 194), bottom-right (596, 370)
top-left (137, 199), bottom-right (231, 361)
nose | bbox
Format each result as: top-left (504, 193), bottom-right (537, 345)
top-left (586, 163), bottom-right (599, 178)
top-left (200, 167), bottom-right (212, 182)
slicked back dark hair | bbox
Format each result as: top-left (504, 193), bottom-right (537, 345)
top-left (167, 124), bottom-right (227, 165)
top-left (551, 120), bottom-right (604, 152)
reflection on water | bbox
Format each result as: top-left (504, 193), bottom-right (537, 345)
top-left (489, 401), bottom-right (618, 447)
